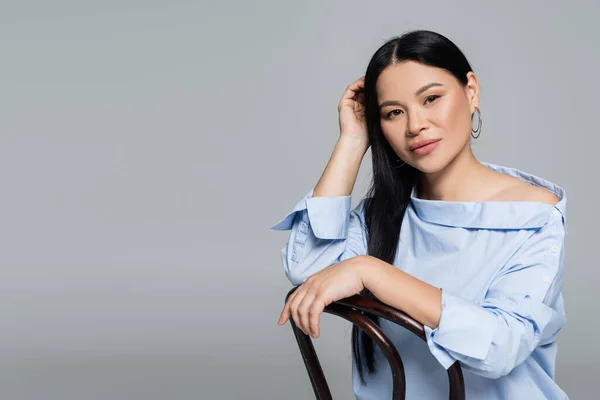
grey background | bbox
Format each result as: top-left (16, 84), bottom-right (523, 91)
top-left (0, 0), bottom-right (597, 399)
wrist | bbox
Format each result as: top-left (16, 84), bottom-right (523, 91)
top-left (337, 135), bottom-right (369, 156)
top-left (356, 255), bottom-right (384, 289)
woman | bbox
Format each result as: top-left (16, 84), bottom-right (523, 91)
top-left (271, 30), bottom-right (568, 399)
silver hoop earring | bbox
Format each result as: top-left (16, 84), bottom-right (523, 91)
top-left (471, 106), bottom-right (482, 139)
top-left (395, 159), bottom-right (406, 169)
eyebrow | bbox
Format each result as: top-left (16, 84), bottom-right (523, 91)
top-left (378, 82), bottom-right (443, 108)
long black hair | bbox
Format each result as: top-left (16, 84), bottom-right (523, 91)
top-left (352, 29), bottom-right (474, 384)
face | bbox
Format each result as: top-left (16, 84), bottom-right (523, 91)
top-left (376, 61), bottom-right (479, 173)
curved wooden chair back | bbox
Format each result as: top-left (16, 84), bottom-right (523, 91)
top-left (285, 287), bottom-right (465, 400)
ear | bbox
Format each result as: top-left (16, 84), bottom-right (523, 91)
top-left (465, 71), bottom-right (480, 112)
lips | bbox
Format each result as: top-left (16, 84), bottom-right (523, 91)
top-left (409, 138), bottom-right (441, 151)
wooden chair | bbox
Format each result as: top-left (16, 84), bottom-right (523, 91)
top-left (285, 286), bottom-right (465, 400)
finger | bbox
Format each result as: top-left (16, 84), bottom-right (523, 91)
top-left (352, 77), bottom-right (365, 88)
top-left (309, 298), bottom-right (325, 338)
top-left (340, 77), bottom-right (366, 103)
top-left (279, 289), bottom-right (300, 325)
top-left (355, 91), bottom-right (365, 104)
top-left (278, 293), bottom-right (293, 325)
top-left (297, 291), bottom-right (317, 337)
top-left (290, 290), bottom-right (308, 334)
top-left (347, 80), bottom-right (364, 96)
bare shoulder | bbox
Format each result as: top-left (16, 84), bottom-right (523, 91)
top-left (524, 184), bottom-right (560, 205)
top-left (496, 175), bottom-right (560, 205)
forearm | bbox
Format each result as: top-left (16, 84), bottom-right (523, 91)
top-left (360, 256), bottom-right (442, 329)
top-left (357, 255), bottom-right (563, 378)
top-left (312, 136), bottom-right (368, 198)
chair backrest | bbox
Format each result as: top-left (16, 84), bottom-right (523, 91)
top-left (285, 287), bottom-right (465, 400)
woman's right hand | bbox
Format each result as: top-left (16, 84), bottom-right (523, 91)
top-left (337, 76), bottom-right (369, 147)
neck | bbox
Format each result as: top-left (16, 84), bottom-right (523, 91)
top-left (417, 147), bottom-right (489, 201)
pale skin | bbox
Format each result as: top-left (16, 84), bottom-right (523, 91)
top-left (278, 61), bottom-right (560, 339)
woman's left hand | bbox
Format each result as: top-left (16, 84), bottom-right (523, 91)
top-left (278, 255), bottom-right (371, 338)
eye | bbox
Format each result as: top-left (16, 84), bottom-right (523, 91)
top-left (424, 95), bottom-right (440, 105)
top-left (386, 109), bottom-right (403, 119)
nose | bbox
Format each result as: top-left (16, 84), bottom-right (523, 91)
top-left (407, 108), bottom-right (428, 136)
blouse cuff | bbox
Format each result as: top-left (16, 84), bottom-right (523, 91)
top-left (424, 289), bottom-right (497, 369)
top-left (270, 189), bottom-right (352, 240)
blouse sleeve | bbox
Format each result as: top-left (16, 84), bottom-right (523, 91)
top-left (270, 189), bottom-right (368, 285)
top-left (423, 210), bottom-right (567, 379)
